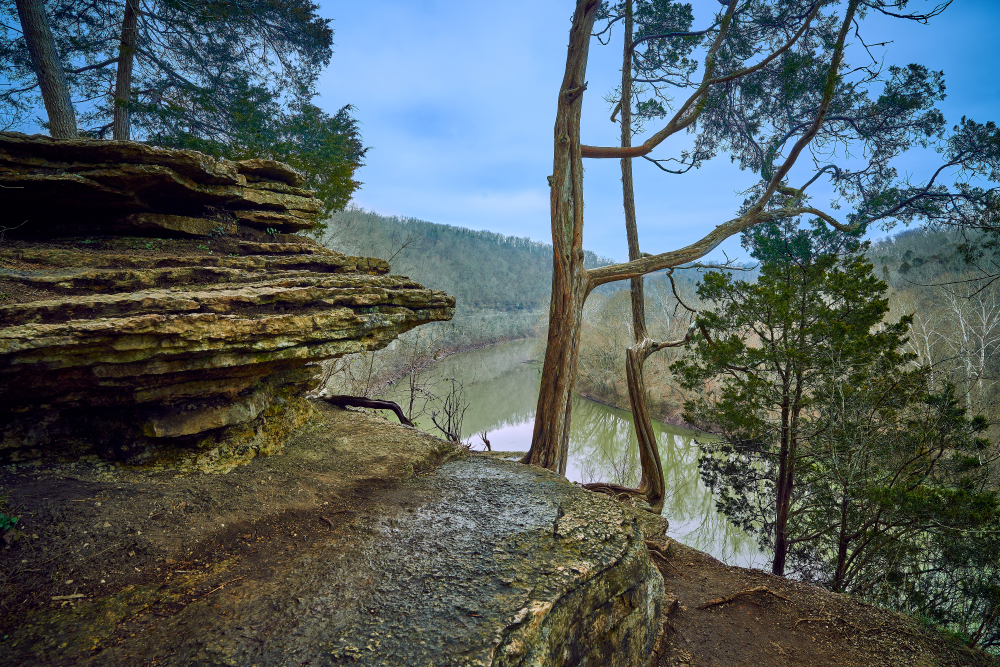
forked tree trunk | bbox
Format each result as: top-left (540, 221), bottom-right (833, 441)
top-left (627, 342), bottom-right (666, 510)
top-left (112, 0), bottom-right (140, 141)
top-left (14, 0), bottom-right (77, 138)
top-left (521, 0), bottom-right (600, 474)
top-left (585, 0), bottom-right (666, 512)
top-left (619, 0), bottom-right (666, 510)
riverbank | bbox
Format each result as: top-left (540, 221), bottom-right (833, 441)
top-left (573, 385), bottom-right (694, 431)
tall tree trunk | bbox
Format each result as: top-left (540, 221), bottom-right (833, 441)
top-left (619, 0), bottom-right (645, 343)
top-left (619, 0), bottom-right (665, 511)
top-left (14, 0), bottom-right (77, 138)
top-left (112, 0), bottom-right (139, 141)
top-left (572, 0), bottom-right (667, 512)
top-left (832, 493), bottom-right (851, 592)
top-left (772, 400), bottom-right (792, 575)
top-left (521, 0), bottom-right (599, 474)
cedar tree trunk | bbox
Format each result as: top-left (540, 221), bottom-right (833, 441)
top-left (521, 0), bottom-right (600, 474)
top-left (112, 0), bottom-right (139, 140)
top-left (14, 0), bottom-right (77, 138)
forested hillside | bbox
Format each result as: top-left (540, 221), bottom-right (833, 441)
top-left (321, 207), bottom-right (613, 346)
top-left (316, 207), bottom-right (616, 397)
top-left (871, 228), bottom-right (1000, 429)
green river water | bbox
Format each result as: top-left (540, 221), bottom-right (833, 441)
top-left (383, 339), bottom-right (765, 568)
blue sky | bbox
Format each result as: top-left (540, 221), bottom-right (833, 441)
top-left (314, 0), bottom-right (1000, 264)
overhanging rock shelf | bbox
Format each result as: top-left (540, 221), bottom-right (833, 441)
top-left (0, 132), bottom-right (455, 466)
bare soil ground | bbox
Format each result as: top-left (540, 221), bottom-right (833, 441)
top-left (649, 540), bottom-right (995, 667)
top-left (0, 402), bottom-right (457, 665)
top-left (0, 401), bottom-right (994, 666)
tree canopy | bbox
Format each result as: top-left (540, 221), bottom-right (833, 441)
top-left (522, 0), bottom-right (1000, 474)
top-left (1, 0), bottom-right (366, 222)
top-left (674, 222), bottom-right (999, 645)
top-left (1, 0), bottom-right (331, 137)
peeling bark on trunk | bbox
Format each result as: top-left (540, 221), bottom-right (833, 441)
top-left (14, 0), bottom-right (77, 138)
top-left (112, 0), bottom-right (139, 141)
top-left (581, 0), bottom-right (666, 513)
top-left (619, 1), bottom-right (665, 512)
top-left (521, 0), bottom-right (600, 475)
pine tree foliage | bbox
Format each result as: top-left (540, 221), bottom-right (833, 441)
top-left (674, 220), bottom-right (1000, 647)
top-left (0, 1), bottom-right (365, 221)
top-left (1, 0), bottom-right (330, 137)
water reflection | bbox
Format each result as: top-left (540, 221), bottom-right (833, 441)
top-left (384, 340), bottom-right (766, 568)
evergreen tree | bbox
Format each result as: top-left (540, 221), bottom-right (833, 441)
top-left (674, 220), bottom-right (911, 576)
top-left (1, 1), bottom-right (365, 224)
top-left (522, 0), bottom-right (1000, 474)
top-left (674, 221), bottom-right (999, 636)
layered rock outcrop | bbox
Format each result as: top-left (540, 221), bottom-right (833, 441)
top-left (0, 133), bottom-right (454, 466)
top-left (1, 131), bottom-right (319, 235)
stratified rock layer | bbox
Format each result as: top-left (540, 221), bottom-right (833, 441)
top-left (0, 135), bottom-right (454, 465)
top-left (0, 131), bottom-right (321, 235)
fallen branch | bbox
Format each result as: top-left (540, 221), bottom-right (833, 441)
top-left (791, 615), bottom-right (866, 632)
top-left (697, 586), bottom-right (791, 610)
top-left (205, 576), bottom-right (245, 596)
top-left (51, 593), bottom-right (86, 601)
top-left (322, 395), bottom-right (414, 426)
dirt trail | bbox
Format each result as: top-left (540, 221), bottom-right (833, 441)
top-left (0, 402), bottom-right (458, 665)
top-left (649, 540), bottom-right (993, 667)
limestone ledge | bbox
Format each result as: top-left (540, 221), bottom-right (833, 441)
top-left (0, 136), bottom-right (455, 467)
top-left (0, 132), bottom-right (323, 235)
top-left (0, 243), bottom-right (453, 464)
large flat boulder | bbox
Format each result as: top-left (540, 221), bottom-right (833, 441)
top-left (0, 404), bottom-right (663, 666)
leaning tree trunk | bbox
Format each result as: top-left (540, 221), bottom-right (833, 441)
top-left (581, 0), bottom-right (666, 512)
top-left (521, 0), bottom-right (600, 475)
top-left (14, 0), bottom-right (77, 138)
top-left (112, 0), bottom-right (139, 141)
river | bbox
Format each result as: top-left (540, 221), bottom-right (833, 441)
top-left (383, 339), bottom-right (766, 568)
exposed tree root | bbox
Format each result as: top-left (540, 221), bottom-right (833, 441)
top-left (322, 395), bottom-right (414, 426)
top-left (581, 481), bottom-right (654, 511)
top-left (697, 586), bottom-right (791, 610)
top-left (645, 539), bottom-right (672, 562)
top-left (646, 540), bottom-right (677, 573)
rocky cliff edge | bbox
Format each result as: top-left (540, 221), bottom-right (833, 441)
top-left (0, 133), bottom-right (454, 467)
